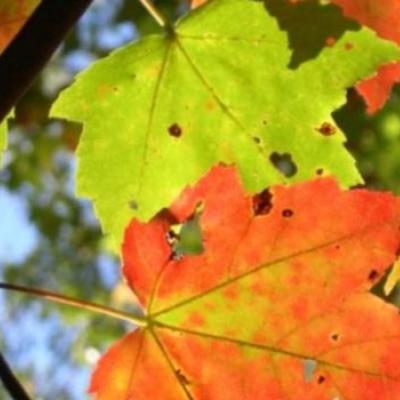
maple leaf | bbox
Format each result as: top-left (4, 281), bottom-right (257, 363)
top-left (356, 63), bottom-right (400, 114)
top-left (328, 0), bottom-right (400, 113)
top-left (52, 0), bottom-right (400, 252)
top-left (0, 0), bottom-right (40, 53)
top-left (90, 165), bottom-right (400, 399)
top-left (280, 0), bottom-right (400, 114)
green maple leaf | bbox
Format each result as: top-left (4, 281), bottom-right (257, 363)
top-left (52, 0), bottom-right (400, 251)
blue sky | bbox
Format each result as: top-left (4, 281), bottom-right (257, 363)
top-left (0, 0), bottom-right (138, 398)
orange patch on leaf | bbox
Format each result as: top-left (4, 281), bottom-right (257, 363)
top-left (185, 311), bottom-right (206, 328)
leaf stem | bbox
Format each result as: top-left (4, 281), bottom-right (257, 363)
top-left (139, 0), bottom-right (172, 31)
top-left (0, 282), bottom-right (147, 327)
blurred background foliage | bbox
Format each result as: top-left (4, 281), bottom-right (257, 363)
top-left (1, 0), bottom-right (400, 398)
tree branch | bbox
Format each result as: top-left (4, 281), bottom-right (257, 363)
top-left (0, 351), bottom-right (31, 400)
top-left (0, 0), bottom-right (94, 122)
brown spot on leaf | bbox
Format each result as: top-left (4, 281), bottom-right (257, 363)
top-left (253, 189), bottom-right (273, 216)
top-left (282, 209), bottom-right (294, 218)
top-left (317, 122), bottom-right (336, 136)
top-left (128, 200), bottom-right (138, 210)
top-left (368, 269), bottom-right (379, 281)
top-left (175, 369), bottom-right (191, 386)
top-left (155, 208), bottom-right (179, 225)
top-left (345, 42), bottom-right (354, 50)
top-left (253, 136), bottom-right (261, 144)
top-left (318, 375), bottom-right (326, 384)
top-left (316, 168), bottom-right (324, 176)
top-left (331, 333), bottom-right (340, 342)
top-left (168, 123), bottom-right (182, 138)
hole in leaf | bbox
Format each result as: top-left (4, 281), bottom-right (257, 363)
top-left (282, 209), bottom-right (294, 218)
top-left (168, 204), bottom-right (204, 257)
top-left (269, 152), bottom-right (298, 178)
top-left (370, 266), bottom-right (398, 304)
top-left (168, 123), bottom-right (182, 138)
top-left (303, 359), bottom-right (317, 383)
top-left (252, 189), bottom-right (273, 216)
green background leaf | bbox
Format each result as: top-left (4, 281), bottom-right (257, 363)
top-left (52, 0), bottom-right (400, 252)
top-left (0, 115), bottom-right (9, 167)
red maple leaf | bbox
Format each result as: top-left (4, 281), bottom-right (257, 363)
top-left (90, 166), bottom-right (400, 399)
top-left (331, 0), bottom-right (400, 113)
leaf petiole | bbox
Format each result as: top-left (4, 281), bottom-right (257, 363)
top-left (0, 282), bottom-right (147, 327)
top-left (138, 0), bottom-right (172, 31)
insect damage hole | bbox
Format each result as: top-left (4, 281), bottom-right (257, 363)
top-left (303, 359), bottom-right (317, 383)
top-left (269, 152), bottom-right (298, 178)
top-left (252, 188), bottom-right (273, 216)
top-left (167, 204), bottom-right (204, 258)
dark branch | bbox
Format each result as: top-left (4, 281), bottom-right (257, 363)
top-left (0, 0), bottom-right (94, 122)
top-left (0, 351), bottom-right (31, 400)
